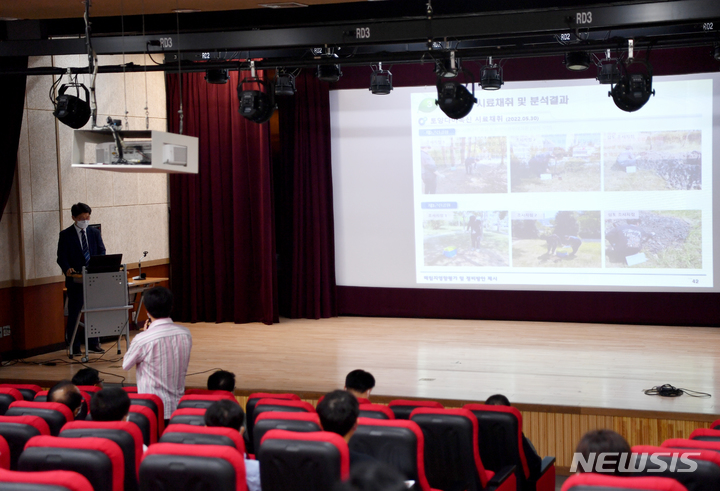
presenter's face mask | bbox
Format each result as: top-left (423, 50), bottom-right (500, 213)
top-left (74, 213), bottom-right (91, 229)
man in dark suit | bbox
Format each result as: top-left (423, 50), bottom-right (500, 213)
top-left (57, 202), bottom-right (106, 353)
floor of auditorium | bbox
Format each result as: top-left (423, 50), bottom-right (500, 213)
top-left (2, 316), bottom-right (718, 477)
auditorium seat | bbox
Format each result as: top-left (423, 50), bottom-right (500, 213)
top-left (258, 429), bottom-right (349, 491)
top-left (6, 401), bottom-right (74, 436)
top-left (464, 403), bottom-right (556, 491)
top-left (0, 415), bottom-right (50, 469)
top-left (185, 388), bottom-right (233, 396)
top-left (689, 428), bottom-right (720, 442)
top-left (410, 408), bottom-right (516, 491)
top-left (160, 423), bottom-right (246, 452)
top-left (140, 442), bottom-right (248, 491)
top-left (358, 403), bottom-right (395, 420)
top-left (0, 468), bottom-right (94, 491)
top-left (177, 393), bottom-right (238, 409)
top-left (317, 394), bottom-right (370, 406)
top-left (121, 387), bottom-right (138, 394)
top-left (167, 408), bottom-right (207, 427)
top-left (253, 411), bottom-right (322, 453)
top-left (127, 393), bottom-right (164, 437)
top-left (350, 417), bottom-right (438, 491)
top-left (632, 444), bottom-right (720, 491)
top-left (0, 388), bottom-right (23, 415)
top-left (245, 392), bottom-right (300, 454)
top-left (710, 419), bottom-right (720, 430)
top-left (388, 399), bottom-right (443, 420)
top-left (19, 435), bottom-right (124, 491)
top-left (0, 435), bottom-right (9, 469)
top-left (76, 385), bottom-right (102, 396)
top-left (60, 420), bottom-right (144, 491)
top-left (127, 406), bottom-right (157, 446)
top-left (0, 384), bottom-right (42, 401)
top-left (561, 473), bottom-right (689, 491)
top-left (250, 398), bottom-right (315, 454)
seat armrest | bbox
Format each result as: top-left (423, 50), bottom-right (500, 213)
top-left (540, 456), bottom-right (556, 474)
top-left (486, 465), bottom-right (516, 490)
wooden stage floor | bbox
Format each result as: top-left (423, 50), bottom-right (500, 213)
top-left (2, 316), bottom-right (718, 471)
top-left (3, 315), bottom-right (718, 414)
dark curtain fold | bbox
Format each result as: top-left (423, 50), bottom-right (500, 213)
top-left (0, 57), bottom-right (29, 220)
top-left (277, 71), bottom-right (337, 319)
top-left (166, 70), bottom-right (278, 324)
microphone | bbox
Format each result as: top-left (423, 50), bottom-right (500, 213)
top-left (133, 251), bottom-right (148, 280)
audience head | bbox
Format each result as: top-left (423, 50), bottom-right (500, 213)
top-left (575, 429), bottom-right (632, 475)
top-left (344, 369), bottom-right (375, 399)
top-left (207, 370), bottom-right (236, 393)
top-left (485, 394), bottom-right (511, 406)
top-left (205, 399), bottom-right (244, 433)
top-left (316, 389), bottom-right (359, 442)
top-left (90, 388), bottom-right (131, 422)
top-left (334, 461), bottom-right (407, 491)
top-left (144, 286), bottom-right (174, 320)
top-left (48, 380), bottom-right (83, 417)
top-left (72, 367), bottom-right (102, 388)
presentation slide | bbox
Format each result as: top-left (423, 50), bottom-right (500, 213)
top-left (330, 75), bottom-right (717, 292)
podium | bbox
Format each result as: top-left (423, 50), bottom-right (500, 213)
top-left (69, 265), bottom-right (133, 362)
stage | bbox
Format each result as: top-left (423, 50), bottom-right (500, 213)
top-left (1, 316), bottom-right (718, 473)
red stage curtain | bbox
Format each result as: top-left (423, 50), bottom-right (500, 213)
top-left (0, 57), bottom-right (28, 220)
top-left (166, 70), bottom-right (278, 324)
top-left (277, 71), bottom-right (337, 319)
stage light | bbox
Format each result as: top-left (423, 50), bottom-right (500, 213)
top-left (480, 57), bottom-right (503, 90)
top-left (596, 60), bottom-right (620, 84)
top-left (238, 77), bottom-right (276, 124)
top-left (317, 64), bottom-right (342, 82)
top-left (609, 59), bottom-right (655, 112)
top-left (436, 79), bottom-right (476, 119)
top-left (275, 72), bottom-right (296, 96)
top-left (434, 51), bottom-right (458, 78)
top-left (53, 82), bottom-right (91, 129)
top-left (369, 63), bottom-right (392, 95)
top-left (564, 51), bottom-right (591, 71)
top-left (205, 68), bottom-right (229, 84)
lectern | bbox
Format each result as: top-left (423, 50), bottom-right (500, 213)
top-left (69, 265), bottom-right (132, 362)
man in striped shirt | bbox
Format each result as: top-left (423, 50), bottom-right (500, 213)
top-left (122, 286), bottom-right (192, 422)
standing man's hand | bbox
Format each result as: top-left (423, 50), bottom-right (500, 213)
top-left (141, 319), bottom-right (151, 331)
top-left (66, 268), bottom-right (76, 276)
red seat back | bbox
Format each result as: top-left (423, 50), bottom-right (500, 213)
top-left (259, 429), bottom-right (350, 487)
top-left (161, 423), bottom-right (246, 452)
top-left (0, 388), bottom-right (23, 415)
top-left (6, 401), bottom-right (74, 436)
top-left (0, 435), bottom-right (9, 470)
top-left (128, 393), bottom-right (165, 436)
top-left (141, 442), bottom-right (248, 491)
top-left (358, 403), bottom-right (395, 420)
top-left (177, 393), bottom-right (238, 409)
top-left (561, 473), bottom-right (689, 491)
top-left (388, 399), bottom-right (443, 420)
top-left (127, 406), bottom-right (158, 445)
top-left (61, 420), bottom-right (144, 474)
top-left (0, 468), bottom-right (94, 491)
top-left (0, 385), bottom-right (42, 401)
top-left (22, 435), bottom-right (124, 491)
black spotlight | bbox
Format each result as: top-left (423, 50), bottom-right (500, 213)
top-left (238, 78), bottom-right (276, 124)
top-left (564, 51), bottom-right (591, 71)
top-left (436, 79), bottom-right (476, 119)
top-left (596, 60), bottom-right (621, 85)
top-left (275, 72), bottom-right (296, 96)
top-left (370, 64), bottom-right (392, 95)
top-left (609, 59), bottom-right (655, 112)
top-left (205, 68), bottom-right (229, 84)
top-left (53, 83), bottom-right (91, 129)
top-left (480, 61), bottom-right (503, 91)
top-left (317, 64), bottom-right (342, 82)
